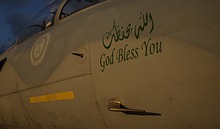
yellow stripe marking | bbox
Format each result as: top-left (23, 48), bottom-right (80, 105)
top-left (29, 91), bottom-right (74, 104)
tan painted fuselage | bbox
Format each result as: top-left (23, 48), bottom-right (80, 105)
top-left (0, 0), bottom-right (220, 129)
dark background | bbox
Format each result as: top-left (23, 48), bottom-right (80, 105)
top-left (0, 0), bottom-right (54, 54)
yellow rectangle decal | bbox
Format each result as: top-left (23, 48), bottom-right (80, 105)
top-left (29, 91), bottom-right (74, 104)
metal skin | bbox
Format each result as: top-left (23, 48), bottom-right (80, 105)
top-left (0, 0), bottom-right (220, 129)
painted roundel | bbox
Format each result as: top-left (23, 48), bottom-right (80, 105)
top-left (30, 33), bottom-right (50, 66)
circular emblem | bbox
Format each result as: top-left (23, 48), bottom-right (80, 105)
top-left (30, 33), bottom-right (50, 66)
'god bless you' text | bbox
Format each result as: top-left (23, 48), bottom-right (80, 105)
top-left (100, 12), bottom-right (163, 72)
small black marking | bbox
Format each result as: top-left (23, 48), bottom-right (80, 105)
top-left (0, 57), bottom-right (7, 72)
top-left (72, 53), bottom-right (83, 58)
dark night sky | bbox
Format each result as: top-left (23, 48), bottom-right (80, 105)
top-left (0, 0), bottom-right (54, 54)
